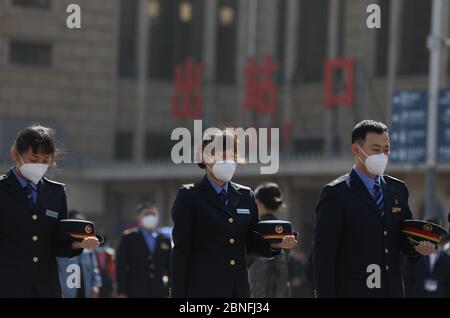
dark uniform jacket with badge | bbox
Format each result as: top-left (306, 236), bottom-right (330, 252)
top-left (404, 252), bottom-right (450, 298)
top-left (170, 175), bottom-right (279, 298)
top-left (116, 228), bottom-right (171, 298)
top-left (313, 170), bottom-right (420, 298)
top-left (0, 168), bottom-right (83, 298)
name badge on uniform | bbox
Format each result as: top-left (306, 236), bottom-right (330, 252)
top-left (45, 209), bottom-right (59, 219)
top-left (160, 242), bottom-right (170, 250)
top-left (392, 207), bottom-right (402, 213)
top-left (236, 208), bottom-right (250, 215)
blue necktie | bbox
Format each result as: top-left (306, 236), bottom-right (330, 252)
top-left (219, 189), bottom-right (228, 206)
top-left (24, 182), bottom-right (36, 206)
top-left (373, 178), bottom-right (384, 217)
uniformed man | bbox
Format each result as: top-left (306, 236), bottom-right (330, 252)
top-left (313, 120), bottom-right (436, 298)
top-left (116, 203), bottom-right (171, 298)
top-left (0, 126), bottom-right (99, 298)
top-left (170, 129), bottom-right (297, 298)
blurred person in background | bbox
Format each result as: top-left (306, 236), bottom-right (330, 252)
top-left (248, 182), bottom-right (291, 298)
top-left (170, 130), bottom-right (297, 298)
top-left (57, 210), bottom-right (102, 298)
top-left (0, 126), bottom-right (98, 298)
top-left (288, 248), bottom-right (312, 298)
top-left (95, 235), bottom-right (117, 298)
top-left (116, 203), bottom-right (171, 298)
top-left (403, 217), bottom-right (450, 298)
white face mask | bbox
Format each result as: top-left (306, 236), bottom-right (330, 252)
top-left (357, 145), bottom-right (389, 176)
top-left (18, 154), bottom-right (49, 184)
top-left (211, 159), bottom-right (236, 182)
top-left (142, 215), bottom-right (158, 230)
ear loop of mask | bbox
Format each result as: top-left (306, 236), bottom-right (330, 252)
top-left (17, 152), bottom-right (26, 167)
top-left (356, 145), bottom-right (368, 166)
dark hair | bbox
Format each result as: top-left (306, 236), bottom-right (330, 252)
top-left (136, 202), bottom-right (158, 214)
top-left (255, 182), bottom-right (283, 211)
top-left (14, 125), bottom-right (60, 157)
top-left (351, 120), bottom-right (388, 144)
top-left (197, 129), bottom-right (239, 169)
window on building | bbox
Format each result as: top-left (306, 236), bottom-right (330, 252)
top-left (118, 0), bottom-right (138, 78)
top-left (118, 0), bottom-right (204, 80)
top-left (149, 0), bottom-right (204, 80)
top-left (293, 137), bottom-right (324, 154)
top-left (10, 0), bottom-right (51, 9)
top-left (216, 0), bottom-right (237, 85)
top-left (398, 0), bottom-right (431, 76)
top-left (295, 0), bottom-right (329, 83)
top-left (114, 131), bottom-right (133, 160)
top-left (145, 133), bottom-right (175, 160)
top-left (9, 41), bottom-right (52, 66)
top-left (375, 0), bottom-right (390, 77)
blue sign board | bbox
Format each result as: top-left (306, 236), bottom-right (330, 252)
top-left (390, 90), bottom-right (428, 164)
top-left (437, 89), bottom-right (450, 162)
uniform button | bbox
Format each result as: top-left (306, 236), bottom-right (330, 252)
top-left (230, 260), bottom-right (236, 266)
top-left (32, 236), bottom-right (38, 242)
top-left (228, 218), bottom-right (234, 224)
top-left (385, 265), bottom-right (389, 271)
top-left (229, 238), bottom-right (235, 244)
top-left (32, 215), bottom-right (38, 221)
top-left (385, 248), bottom-right (389, 254)
top-left (148, 256), bottom-right (153, 260)
top-left (149, 274), bottom-right (155, 279)
top-left (384, 230), bottom-right (388, 236)
top-left (32, 257), bottom-right (39, 263)
top-left (150, 264), bottom-right (155, 269)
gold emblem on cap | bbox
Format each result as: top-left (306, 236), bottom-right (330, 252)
top-left (85, 225), bottom-right (93, 234)
top-left (275, 225), bottom-right (284, 234)
top-left (423, 224), bottom-right (433, 232)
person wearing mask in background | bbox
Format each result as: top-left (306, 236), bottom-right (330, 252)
top-left (248, 182), bottom-right (291, 298)
top-left (403, 217), bottom-right (450, 298)
top-left (0, 126), bottom-right (99, 298)
top-left (170, 129), bottom-right (297, 298)
top-left (313, 120), bottom-right (437, 298)
top-left (116, 203), bottom-right (171, 298)
top-left (57, 210), bottom-right (102, 298)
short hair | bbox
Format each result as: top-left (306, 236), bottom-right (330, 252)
top-left (351, 120), bottom-right (388, 144)
top-left (136, 202), bottom-right (158, 214)
top-left (255, 182), bottom-right (283, 211)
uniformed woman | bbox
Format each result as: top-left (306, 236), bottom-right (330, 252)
top-left (170, 129), bottom-right (297, 298)
top-left (0, 126), bottom-right (99, 297)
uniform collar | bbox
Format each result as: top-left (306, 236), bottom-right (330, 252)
top-left (206, 174), bottom-right (228, 194)
top-left (352, 166), bottom-right (380, 192)
top-left (11, 167), bottom-right (38, 191)
top-left (140, 227), bottom-right (158, 238)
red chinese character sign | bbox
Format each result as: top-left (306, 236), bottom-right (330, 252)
top-left (242, 55), bottom-right (279, 116)
top-left (324, 58), bottom-right (354, 108)
top-left (172, 58), bottom-right (203, 118)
